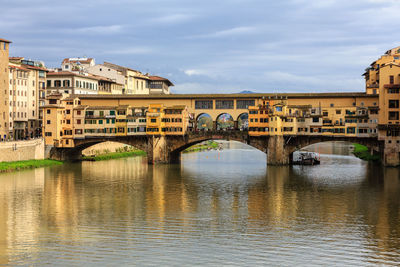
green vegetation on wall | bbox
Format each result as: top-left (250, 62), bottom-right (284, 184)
top-left (352, 143), bottom-right (380, 162)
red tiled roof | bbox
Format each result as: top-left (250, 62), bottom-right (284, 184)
top-left (62, 58), bottom-right (94, 64)
top-left (47, 71), bottom-right (99, 80)
top-left (0, 38), bottom-right (11, 43)
top-left (9, 65), bottom-right (29, 71)
top-left (148, 76), bottom-right (174, 86)
top-left (103, 61), bottom-right (140, 73)
top-left (9, 57), bottom-right (23, 60)
top-left (21, 64), bottom-right (48, 72)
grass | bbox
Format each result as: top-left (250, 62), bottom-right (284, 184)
top-left (352, 143), bottom-right (380, 162)
top-left (82, 150), bottom-right (146, 161)
top-left (183, 141), bottom-right (219, 153)
top-left (0, 159), bottom-right (63, 173)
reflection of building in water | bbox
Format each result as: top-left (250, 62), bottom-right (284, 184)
top-left (0, 168), bottom-right (45, 265)
top-left (145, 165), bottom-right (197, 228)
top-left (42, 165), bottom-right (79, 232)
top-left (247, 167), bottom-right (297, 227)
top-left (365, 167), bottom-right (400, 256)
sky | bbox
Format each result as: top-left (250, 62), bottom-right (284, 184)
top-left (1, 0), bottom-right (400, 94)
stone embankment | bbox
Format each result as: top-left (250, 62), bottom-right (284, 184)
top-left (0, 139), bottom-right (44, 162)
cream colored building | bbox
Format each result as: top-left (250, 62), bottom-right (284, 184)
top-left (8, 63), bottom-right (29, 140)
top-left (61, 58), bottom-right (95, 73)
top-left (86, 64), bottom-right (125, 86)
top-left (46, 71), bottom-right (99, 95)
top-left (9, 58), bottom-right (48, 138)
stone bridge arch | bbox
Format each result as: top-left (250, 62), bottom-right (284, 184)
top-left (272, 135), bottom-right (384, 165)
top-left (166, 132), bottom-right (268, 163)
top-left (50, 136), bottom-right (149, 161)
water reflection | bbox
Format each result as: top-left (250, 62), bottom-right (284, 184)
top-left (0, 142), bottom-right (399, 265)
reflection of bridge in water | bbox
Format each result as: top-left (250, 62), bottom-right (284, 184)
top-left (51, 130), bottom-right (382, 165)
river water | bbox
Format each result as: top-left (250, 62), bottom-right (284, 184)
top-left (0, 142), bottom-right (399, 266)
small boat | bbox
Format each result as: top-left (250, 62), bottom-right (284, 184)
top-left (292, 151), bottom-right (320, 165)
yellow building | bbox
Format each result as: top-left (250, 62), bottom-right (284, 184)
top-left (84, 106), bottom-right (117, 137)
top-left (162, 106), bottom-right (189, 135)
top-left (116, 105), bottom-right (129, 136)
top-left (364, 46), bottom-right (400, 165)
top-left (146, 104), bottom-right (165, 135)
top-left (42, 94), bottom-right (65, 146)
top-left (248, 100), bottom-right (272, 136)
top-left (0, 38), bottom-right (11, 140)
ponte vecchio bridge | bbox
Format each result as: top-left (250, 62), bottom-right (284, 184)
top-left (45, 92), bottom-right (396, 166)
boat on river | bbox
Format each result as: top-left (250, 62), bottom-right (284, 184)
top-left (292, 151), bottom-right (320, 165)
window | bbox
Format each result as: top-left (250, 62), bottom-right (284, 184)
top-left (151, 118), bottom-right (156, 123)
top-left (45, 132), bottom-right (52, 136)
top-left (110, 110), bottom-right (115, 115)
top-left (47, 120), bottom-right (51, 124)
top-left (389, 111), bottom-right (399, 120)
top-left (237, 100), bottom-right (255, 109)
top-left (47, 80), bottom-right (51, 87)
top-left (276, 106), bottom-right (282, 112)
top-left (330, 103), bottom-right (334, 107)
top-left (47, 109), bottom-right (51, 114)
top-left (77, 110), bottom-right (81, 115)
top-left (66, 109), bottom-right (71, 114)
top-left (312, 117), bottom-right (319, 123)
top-left (99, 120), bottom-right (103, 124)
top-left (195, 100), bottom-right (213, 109)
top-left (216, 100), bottom-right (234, 109)
top-left (77, 119), bottom-right (81, 124)
top-left (390, 75), bottom-right (394, 84)
top-left (389, 100), bottom-right (399, 108)
top-left (75, 129), bottom-right (82, 134)
top-left (336, 110), bottom-right (341, 115)
top-left (63, 80), bottom-right (70, 87)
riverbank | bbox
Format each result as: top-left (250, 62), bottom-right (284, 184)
top-left (0, 159), bottom-right (63, 173)
top-left (352, 143), bottom-right (380, 161)
top-left (82, 150), bottom-right (146, 161)
top-left (183, 140), bottom-right (219, 153)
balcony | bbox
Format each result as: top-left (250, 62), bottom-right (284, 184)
top-left (384, 84), bottom-right (400, 89)
top-left (367, 83), bottom-right (379, 88)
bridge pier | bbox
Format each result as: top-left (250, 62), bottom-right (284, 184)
top-left (147, 135), bottom-right (171, 164)
top-left (49, 147), bottom-right (82, 161)
top-left (267, 135), bottom-right (290, 165)
top-left (383, 142), bottom-right (400, 167)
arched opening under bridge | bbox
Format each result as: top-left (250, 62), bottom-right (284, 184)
top-left (82, 141), bottom-right (143, 157)
top-left (50, 136), bottom-right (149, 161)
top-left (289, 140), bottom-right (381, 164)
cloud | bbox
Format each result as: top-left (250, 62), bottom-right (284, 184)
top-left (71, 25), bottom-right (124, 34)
top-left (149, 14), bottom-right (196, 24)
top-left (106, 47), bottom-right (154, 55)
top-left (187, 26), bottom-right (258, 39)
top-left (184, 69), bottom-right (206, 76)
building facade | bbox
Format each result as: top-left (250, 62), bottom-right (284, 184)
top-left (46, 71), bottom-right (99, 95)
top-left (0, 38), bottom-right (11, 140)
top-left (364, 46), bottom-right (400, 165)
